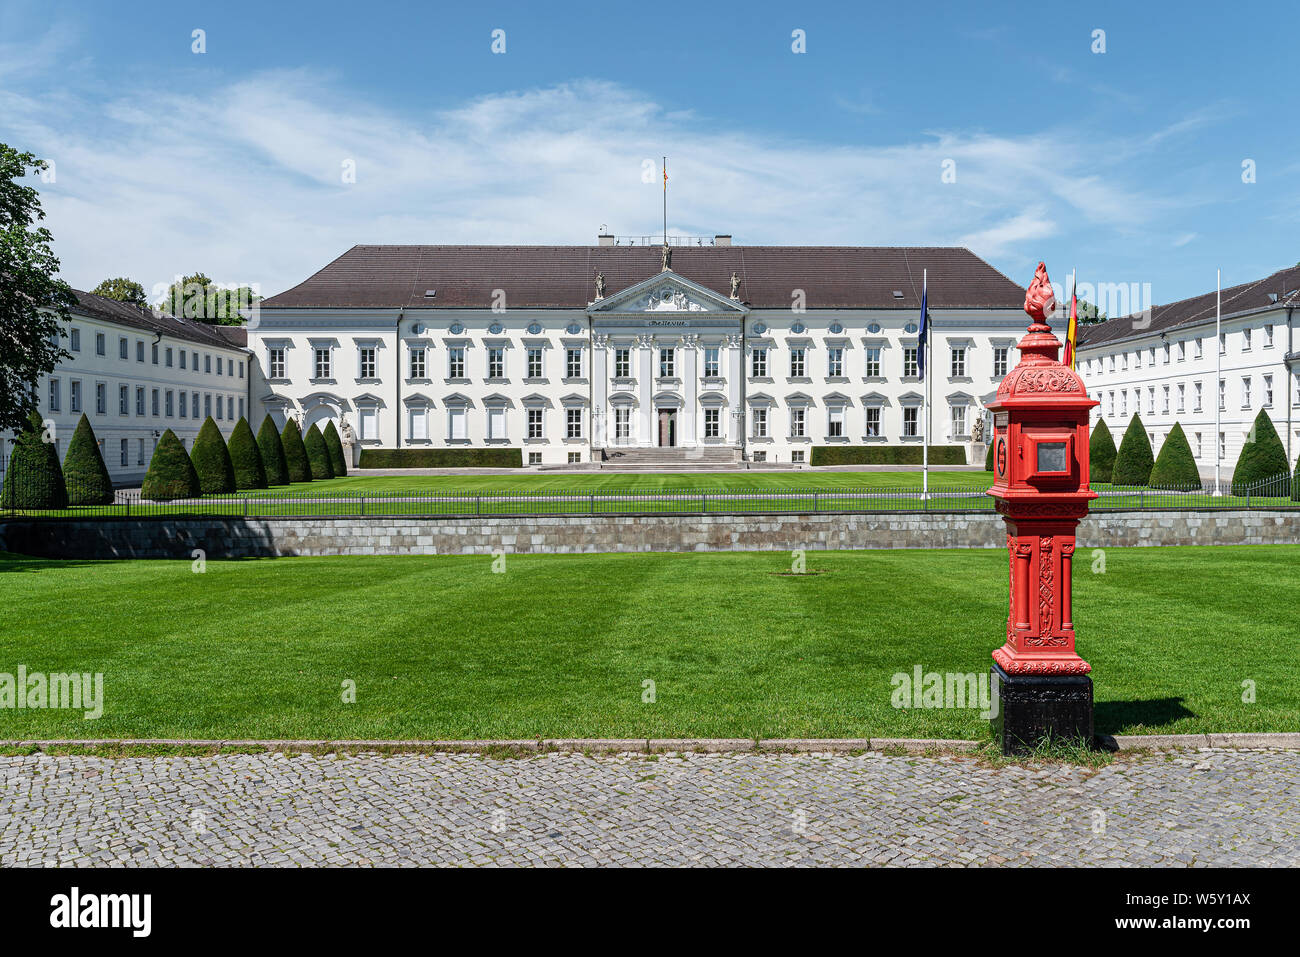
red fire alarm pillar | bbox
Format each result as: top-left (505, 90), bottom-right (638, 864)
top-left (986, 263), bottom-right (1099, 754)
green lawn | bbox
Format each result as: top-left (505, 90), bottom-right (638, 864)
top-left (1, 546), bottom-right (1295, 740)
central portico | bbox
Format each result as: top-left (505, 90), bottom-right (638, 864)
top-left (587, 270), bottom-right (747, 452)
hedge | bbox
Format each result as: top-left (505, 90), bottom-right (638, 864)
top-left (358, 448), bottom-right (524, 469)
top-left (809, 445), bottom-right (966, 467)
top-left (63, 413), bottom-right (114, 505)
top-left (228, 417), bottom-right (268, 490)
top-left (303, 423), bottom-right (335, 480)
top-left (1111, 414), bottom-right (1154, 486)
top-left (1089, 419), bottom-right (1117, 483)
top-left (281, 419), bottom-right (312, 482)
top-left (142, 429), bottom-right (200, 500)
top-left (984, 442), bottom-right (994, 472)
top-left (256, 415), bottom-right (289, 486)
top-left (1232, 410), bottom-right (1290, 497)
top-left (1148, 422), bottom-right (1200, 488)
top-left (0, 411), bottom-right (68, 509)
top-left (190, 417), bottom-right (236, 494)
top-left (323, 420), bottom-right (348, 476)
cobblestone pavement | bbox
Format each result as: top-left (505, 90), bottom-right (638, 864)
top-left (1, 749), bottom-right (1296, 866)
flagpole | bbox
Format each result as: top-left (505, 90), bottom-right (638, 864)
top-left (922, 268), bottom-right (929, 501)
top-left (1214, 268), bottom-right (1221, 496)
top-left (662, 156), bottom-right (667, 246)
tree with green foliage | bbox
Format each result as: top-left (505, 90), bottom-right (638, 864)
top-left (189, 417), bottom-right (235, 494)
top-left (1148, 423), bottom-right (1201, 489)
top-left (256, 415), bottom-right (289, 486)
top-left (158, 272), bottom-right (260, 326)
top-left (0, 144), bottom-right (77, 433)
top-left (0, 411), bottom-right (67, 508)
top-left (281, 418), bottom-right (312, 482)
top-left (141, 430), bottom-right (200, 500)
top-left (227, 417), bottom-right (267, 490)
top-left (984, 440), bottom-right (994, 472)
top-left (1089, 418), bottom-right (1117, 484)
top-left (1111, 414), bottom-right (1155, 486)
top-left (90, 277), bottom-right (147, 305)
top-left (62, 413), bottom-right (114, 505)
top-left (1231, 410), bottom-right (1290, 497)
top-left (323, 420), bottom-right (347, 476)
top-left (303, 423), bottom-right (334, 480)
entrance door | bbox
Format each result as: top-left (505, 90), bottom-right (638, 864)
top-left (657, 409), bottom-right (676, 447)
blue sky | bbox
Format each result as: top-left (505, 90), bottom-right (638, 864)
top-left (2, 0), bottom-right (1296, 307)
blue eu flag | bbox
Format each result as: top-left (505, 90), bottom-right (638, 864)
top-left (917, 278), bottom-right (929, 379)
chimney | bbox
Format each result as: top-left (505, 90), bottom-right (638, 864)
top-left (714, 234), bottom-right (732, 247)
top-left (597, 233), bottom-right (615, 247)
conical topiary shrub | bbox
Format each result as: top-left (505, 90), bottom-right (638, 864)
top-left (1149, 423), bottom-right (1201, 489)
top-left (256, 415), bottom-right (289, 486)
top-left (228, 417), bottom-right (267, 490)
top-left (63, 413), bottom-right (114, 505)
top-left (142, 429), bottom-right (200, 501)
top-left (323, 420), bottom-right (347, 477)
top-left (1089, 418), bottom-right (1117, 485)
top-left (0, 411), bottom-right (68, 509)
top-left (1111, 414), bottom-right (1155, 487)
top-left (984, 440), bottom-right (994, 472)
top-left (281, 418), bottom-right (312, 482)
top-left (304, 423), bottom-right (334, 480)
top-left (1232, 409), bottom-right (1290, 497)
top-left (1292, 451), bottom-right (1300, 503)
top-left (190, 416), bottom-right (236, 494)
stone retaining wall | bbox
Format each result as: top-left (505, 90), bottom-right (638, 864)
top-left (1, 510), bottom-right (1297, 559)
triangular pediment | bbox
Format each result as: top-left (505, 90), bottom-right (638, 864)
top-left (589, 271), bottom-right (747, 315)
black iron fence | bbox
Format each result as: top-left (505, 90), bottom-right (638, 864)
top-left (2, 474), bottom-right (1297, 520)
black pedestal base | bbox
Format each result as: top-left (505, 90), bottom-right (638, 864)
top-left (990, 664), bottom-right (1094, 755)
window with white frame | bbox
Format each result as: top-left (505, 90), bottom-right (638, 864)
top-left (165, 390), bottom-right (174, 417)
top-left (950, 347), bottom-right (966, 377)
top-left (487, 405), bottom-right (507, 440)
top-left (658, 348), bottom-right (674, 378)
top-left (191, 393), bottom-right (199, 418)
top-left (268, 347), bottom-right (285, 379)
top-left (865, 346), bottom-right (882, 377)
top-left (1177, 383), bottom-right (1185, 412)
top-left (1241, 376), bottom-right (1251, 408)
top-left (902, 406), bottom-right (918, 437)
top-left (614, 347), bottom-right (630, 378)
top-left (789, 407), bottom-right (805, 437)
top-left (1264, 324), bottom-right (1274, 348)
top-left (827, 406), bottom-right (845, 438)
top-left (993, 347), bottom-right (1009, 377)
top-left (447, 406), bottom-right (467, 441)
top-left (152, 343), bottom-right (159, 365)
top-left (566, 408), bottom-right (582, 439)
top-left (1194, 337), bottom-right (1202, 359)
top-left (165, 347), bottom-right (173, 367)
top-left (448, 346), bottom-right (465, 379)
top-left (1121, 353), bottom-right (1128, 371)
top-left (119, 385), bottom-right (128, 416)
top-left (527, 347), bottom-right (543, 378)
top-left (1219, 431), bottom-right (1226, 458)
top-left (136, 439), bottom-right (144, 466)
top-left (703, 407), bottom-right (720, 438)
top-left (1218, 380), bottom-right (1226, 410)
top-left (69, 380), bottom-right (81, 413)
top-left (227, 397), bottom-right (234, 420)
top-left (359, 407), bottom-right (378, 441)
top-left (409, 406), bottom-right (429, 441)
top-left (95, 383), bottom-right (106, 415)
top-left (1107, 391), bottom-right (1114, 416)
top-left (1218, 332), bottom-right (1226, 354)
top-left (1194, 381), bottom-right (1202, 411)
top-left (488, 347), bottom-right (504, 379)
top-left (358, 346), bottom-right (376, 379)
top-left (1242, 328), bottom-right (1252, 351)
top-left (1121, 391), bottom-right (1127, 416)
top-left (528, 452), bottom-right (542, 465)
top-left (409, 347), bottom-right (426, 379)
top-left (566, 347), bottom-right (583, 378)
top-left (1161, 385), bottom-right (1169, 413)
top-left (1176, 340), bottom-right (1185, 362)
top-left (1264, 374), bottom-right (1273, 406)
top-left (137, 387), bottom-right (146, 416)
top-left (95, 332), bottom-right (105, 356)
top-left (751, 408), bottom-right (768, 437)
top-left (1108, 355), bottom-right (1115, 373)
top-left (750, 348), bottom-right (767, 378)
top-left (179, 391), bottom-right (187, 418)
top-left (951, 404), bottom-right (967, 437)
top-left (865, 407), bottom-right (881, 437)
top-left (792, 450), bottom-right (805, 463)
top-left (528, 408), bottom-right (544, 439)
top-left (789, 347), bottom-right (805, 378)
top-left (313, 347), bottom-right (331, 379)
top-left (119, 439), bottom-right (128, 467)
top-left (703, 347), bottom-right (719, 378)
top-left (1194, 432), bottom-right (1202, 457)
top-left (48, 379), bottom-right (60, 412)
top-left (903, 347), bottom-right (918, 378)
top-left (615, 407), bottom-right (631, 439)
top-left (828, 347), bottom-right (844, 377)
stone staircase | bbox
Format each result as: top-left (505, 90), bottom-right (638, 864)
top-left (592, 446), bottom-right (743, 471)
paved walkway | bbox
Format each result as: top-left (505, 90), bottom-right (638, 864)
top-left (1, 749), bottom-right (1296, 866)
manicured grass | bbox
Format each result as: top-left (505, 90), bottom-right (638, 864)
top-left (1, 546), bottom-right (1295, 740)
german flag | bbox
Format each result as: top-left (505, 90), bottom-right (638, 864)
top-left (1064, 285), bottom-right (1079, 369)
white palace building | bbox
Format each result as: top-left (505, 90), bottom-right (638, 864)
top-left (247, 237), bottom-right (1031, 466)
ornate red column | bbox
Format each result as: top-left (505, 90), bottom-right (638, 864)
top-left (986, 263), bottom-right (1099, 754)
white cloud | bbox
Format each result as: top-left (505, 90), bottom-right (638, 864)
top-left (1, 71), bottom-right (1192, 297)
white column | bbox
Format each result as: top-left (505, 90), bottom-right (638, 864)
top-left (681, 334), bottom-right (699, 446)
top-left (591, 334), bottom-right (609, 448)
top-left (727, 334), bottom-right (743, 443)
top-left (638, 334), bottom-right (655, 447)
